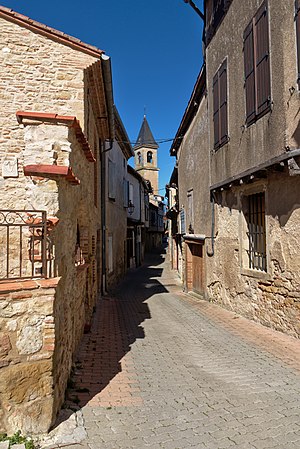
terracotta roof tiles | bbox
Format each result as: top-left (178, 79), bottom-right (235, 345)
top-left (0, 6), bottom-right (104, 58)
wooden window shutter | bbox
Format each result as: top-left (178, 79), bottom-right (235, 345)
top-left (219, 60), bottom-right (228, 146)
top-left (296, 0), bottom-right (300, 87)
top-left (213, 72), bottom-right (220, 148)
top-left (244, 22), bottom-right (256, 124)
top-left (254, 1), bottom-right (271, 117)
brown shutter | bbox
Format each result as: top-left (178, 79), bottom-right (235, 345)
top-left (219, 60), bottom-right (228, 146)
top-left (213, 72), bottom-right (220, 148)
top-left (244, 22), bottom-right (256, 124)
top-left (296, 0), bottom-right (300, 87)
top-left (254, 1), bottom-right (271, 117)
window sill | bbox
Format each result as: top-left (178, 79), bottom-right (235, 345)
top-left (241, 267), bottom-right (271, 281)
top-left (213, 137), bottom-right (229, 152)
top-left (246, 106), bottom-right (271, 127)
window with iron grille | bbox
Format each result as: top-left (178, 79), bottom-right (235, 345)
top-left (296, 0), bottom-right (300, 87)
top-left (246, 192), bottom-right (267, 272)
top-left (244, 0), bottom-right (271, 125)
top-left (213, 59), bottom-right (228, 149)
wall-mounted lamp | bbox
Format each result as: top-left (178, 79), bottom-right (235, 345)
top-left (128, 200), bottom-right (135, 215)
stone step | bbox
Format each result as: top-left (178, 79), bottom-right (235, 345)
top-left (0, 443), bottom-right (26, 449)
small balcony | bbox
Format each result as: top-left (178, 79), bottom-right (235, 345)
top-left (0, 209), bottom-right (57, 281)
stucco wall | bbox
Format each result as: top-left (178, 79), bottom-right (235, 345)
top-left (201, 0), bottom-right (300, 338)
top-left (206, 173), bottom-right (300, 338)
top-left (178, 95), bottom-right (211, 237)
top-left (206, 0), bottom-right (299, 185)
top-left (106, 142), bottom-right (128, 289)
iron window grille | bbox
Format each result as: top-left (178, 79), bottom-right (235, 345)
top-left (246, 192), bottom-right (267, 272)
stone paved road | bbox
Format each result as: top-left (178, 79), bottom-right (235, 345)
top-left (48, 252), bottom-right (300, 449)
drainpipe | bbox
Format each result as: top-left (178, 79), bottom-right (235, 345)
top-left (100, 53), bottom-right (115, 294)
top-left (206, 192), bottom-right (216, 257)
top-left (101, 54), bottom-right (115, 140)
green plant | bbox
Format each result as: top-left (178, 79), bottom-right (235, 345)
top-left (0, 431), bottom-right (36, 448)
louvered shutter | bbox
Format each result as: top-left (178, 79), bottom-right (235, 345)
top-left (244, 22), bottom-right (256, 124)
top-left (254, 1), bottom-right (271, 117)
top-left (213, 72), bottom-right (220, 148)
top-left (219, 60), bottom-right (228, 146)
top-left (296, 0), bottom-right (300, 86)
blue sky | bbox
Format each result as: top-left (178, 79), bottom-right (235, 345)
top-left (1, 0), bottom-right (204, 193)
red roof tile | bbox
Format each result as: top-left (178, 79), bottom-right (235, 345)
top-left (0, 6), bottom-right (104, 58)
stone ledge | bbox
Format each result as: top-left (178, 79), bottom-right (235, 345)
top-left (0, 277), bottom-right (60, 293)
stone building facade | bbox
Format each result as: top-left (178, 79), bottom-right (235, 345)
top-left (0, 7), bottom-right (114, 434)
top-left (169, 0), bottom-right (300, 338)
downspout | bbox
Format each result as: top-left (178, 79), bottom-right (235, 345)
top-left (100, 53), bottom-right (114, 294)
top-left (206, 192), bottom-right (215, 257)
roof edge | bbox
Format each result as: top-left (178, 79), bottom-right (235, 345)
top-left (170, 64), bottom-right (206, 156)
top-left (0, 6), bottom-right (104, 58)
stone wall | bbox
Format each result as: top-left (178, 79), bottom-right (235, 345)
top-left (206, 173), bottom-right (300, 339)
top-left (0, 279), bottom-right (57, 434)
top-left (0, 120), bottom-right (100, 434)
top-left (0, 16), bottom-right (105, 434)
top-left (0, 16), bottom-right (98, 209)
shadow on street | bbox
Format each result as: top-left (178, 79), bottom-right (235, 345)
top-left (58, 249), bottom-right (169, 419)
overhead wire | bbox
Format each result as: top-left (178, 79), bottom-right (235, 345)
top-left (115, 136), bottom-right (184, 145)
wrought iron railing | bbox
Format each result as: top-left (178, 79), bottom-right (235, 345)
top-left (0, 210), bottom-right (56, 281)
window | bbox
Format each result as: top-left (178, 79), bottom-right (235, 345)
top-left (213, 59), bottom-right (228, 149)
top-left (137, 152), bottom-right (142, 164)
top-left (129, 183), bottom-right (134, 207)
top-left (296, 0), bottom-right (300, 87)
top-left (123, 178), bottom-right (129, 207)
top-left (244, 0), bottom-right (271, 125)
top-left (147, 151), bottom-right (153, 163)
top-left (108, 159), bottom-right (116, 200)
top-left (245, 192), bottom-right (266, 272)
top-left (108, 235), bottom-right (113, 273)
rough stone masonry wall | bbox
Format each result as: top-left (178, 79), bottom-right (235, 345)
top-left (206, 173), bottom-right (300, 339)
top-left (0, 18), bottom-right (101, 434)
top-left (0, 279), bottom-right (57, 434)
top-left (22, 123), bottom-right (98, 430)
top-left (0, 17), bottom-right (98, 209)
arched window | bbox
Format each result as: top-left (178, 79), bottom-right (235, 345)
top-left (147, 151), bottom-right (153, 163)
top-left (137, 152), bottom-right (142, 164)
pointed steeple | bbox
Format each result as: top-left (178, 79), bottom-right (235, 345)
top-left (133, 116), bottom-right (158, 150)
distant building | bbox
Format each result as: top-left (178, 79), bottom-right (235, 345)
top-left (133, 116), bottom-right (159, 196)
top-left (133, 116), bottom-right (164, 250)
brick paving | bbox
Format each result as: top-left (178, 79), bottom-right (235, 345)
top-left (58, 252), bottom-right (300, 449)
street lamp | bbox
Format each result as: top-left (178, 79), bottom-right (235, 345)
top-left (128, 200), bottom-right (135, 215)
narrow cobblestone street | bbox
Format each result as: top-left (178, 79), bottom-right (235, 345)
top-left (50, 251), bottom-right (300, 449)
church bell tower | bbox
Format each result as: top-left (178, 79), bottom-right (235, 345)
top-left (133, 116), bottom-right (159, 194)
